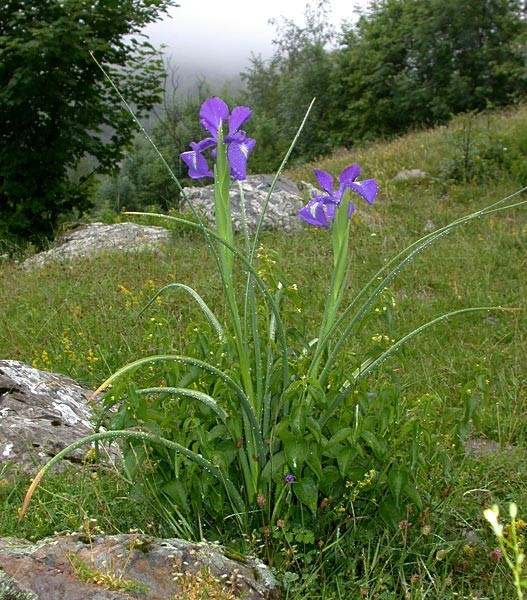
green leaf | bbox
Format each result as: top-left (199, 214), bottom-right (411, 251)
top-left (388, 467), bottom-right (408, 509)
top-left (361, 430), bottom-right (387, 460)
top-left (289, 402), bottom-right (308, 436)
top-left (333, 444), bottom-right (357, 476)
top-left (305, 444), bottom-right (323, 481)
top-left (161, 478), bottom-right (189, 510)
top-left (320, 466), bottom-right (343, 497)
top-left (293, 477), bottom-right (319, 515)
top-left (260, 451), bottom-right (287, 484)
top-left (379, 498), bottom-right (404, 530)
top-left (403, 483), bottom-right (423, 511)
top-left (284, 437), bottom-right (309, 474)
top-left (326, 427), bottom-right (354, 451)
top-left (306, 416), bottom-right (322, 444)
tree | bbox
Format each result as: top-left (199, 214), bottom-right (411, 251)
top-left (330, 0), bottom-right (527, 144)
top-left (96, 66), bottom-right (215, 215)
top-left (0, 0), bottom-right (177, 242)
top-left (241, 1), bottom-right (338, 169)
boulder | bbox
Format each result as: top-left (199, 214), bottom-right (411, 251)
top-left (0, 533), bottom-right (280, 599)
top-left (0, 360), bottom-right (108, 474)
top-left (182, 175), bottom-right (304, 233)
top-left (0, 362), bottom-right (281, 597)
top-left (393, 169), bottom-right (428, 182)
top-left (22, 222), bottom-right (170, 269)
top-left (20, 177), bottom-right (305, 269)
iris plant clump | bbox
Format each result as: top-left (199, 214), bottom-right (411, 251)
top-left (21, 94), bottom-right (527, 579)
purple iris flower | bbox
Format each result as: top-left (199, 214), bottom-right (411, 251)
top-left (284, 474), bottom-right (296, 484)
top-left (299, 164), bottom-right (378, 228)
top-left (180, 97), bottom-right (256, 181)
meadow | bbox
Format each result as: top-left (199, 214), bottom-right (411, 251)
top-left (1, 105), bottom-right (526, 599)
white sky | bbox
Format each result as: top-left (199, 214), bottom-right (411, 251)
top-left (144, 0), bottom-right (372, 75)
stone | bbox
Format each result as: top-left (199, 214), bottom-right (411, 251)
top-left (20, 176), bottom-right (306, 269)
top-left (0, 533), bottom-right (280, 599)
top-left (424, 219), bottom-right (437, 232)
top-left (182, 174), bottom-right (304, 233)
top-left (393, 169), bottom-right (428, 181)
top-left (0, 362), bottom-right (280, 598)
top-left (0, 360), bottom-right (111, 474)
top-left (22, 222), bottom-right (170, 269)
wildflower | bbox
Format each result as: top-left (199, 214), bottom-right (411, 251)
top-left (489, 548), bottom-right (503, 561)
top-left (284, 474), bottom-right (295, 484)
top-left (299, 164), bottom-right (378, 228)
top-left (180, 97), bottom-right (256, 181)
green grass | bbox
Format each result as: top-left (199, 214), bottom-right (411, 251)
top-left (1, 105), bottom-right (526, 598)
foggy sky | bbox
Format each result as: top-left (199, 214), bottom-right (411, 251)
top-left (143, 0), bottom-right (370, 78)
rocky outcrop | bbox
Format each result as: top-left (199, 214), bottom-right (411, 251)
top-left (0, 360), bottom-right (108, 474)
top-left (393, 168), bottom-right (428, 181)
top-left (0, 533), bottom-right (280, 599)
top-left (22, 222), bottom-right (170, 269)
top-left (182, 175), bottom-right (304, 233)
top-left (20, 176), bottom-right (306, 269)
top-left (0, 363), bottom-right (281, 598)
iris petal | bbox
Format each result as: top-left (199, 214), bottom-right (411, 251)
top-left (199, 97), bottom-right (229, 139)
top-left (181, 97), bottom-right (256, 182)
top-left (299, 199), bottom-right (329, 228)
top-left (313, 169), bottom-right (334, 196)
top-left (196, 137), bottom-right (216, 152)
top-left (180, 148), bottom-right (213, 179)
top-left (350, 179), bottom-right (379, 205)
top-left (229, 106), bottom-right (252, 135)
top-left (325, 201), bottom-right (336, 222)
top-left (301, 163), bottom-right (378, 228)
top-left (227, 137), bottom-right (256, 180)
top-left (340, 163), bottom-right (362, 186)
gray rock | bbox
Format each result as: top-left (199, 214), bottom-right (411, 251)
top-left (0, 533), bottom-right (280, 599)
top-left (393, 169), bottom-right (428, 181)
top-left (0, 360), bottom-right (112, 474)
top-left (182, 175), bottom-right (304, 233)
top-left (0, 363), bottom-right (281, 597)
top-left (20, 177), bottom-right (305, 269)
top-left (22, 223), bottom-right (170, 269)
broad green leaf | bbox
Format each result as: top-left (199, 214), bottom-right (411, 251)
top-left (388, 467), bottom-right (408, 509)
top-left (293, 476), bottom-right (319, 514)
top-left (161, 479), bottom-right (189, 510)
top-left (289, 402), bottom-right (308, 436)
top-left (305, 444), bottom-right (323, 481)
top-left (260, 451), bottom-right (287, 484)
top-left (326, 427), bottom-right (354, 450)
top-left (320, 466), bottom-right (343, 497)
top-left (284, 437), bottom-right (309, 473)
top-left (403, 483), bottom-right (423, 511)
top-left (333, 445), bottom-right (357, 476)
top-left (361, 430), bottom-right (387, 460)
top-left (379, 498), bottom-right (404, 530)
top-left (306, 416), bottom-right (322, 444)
